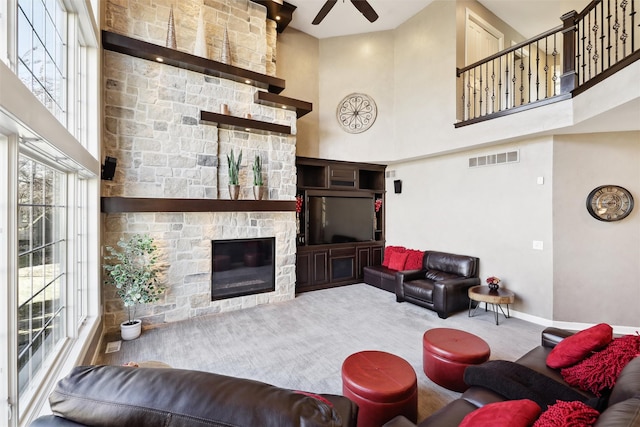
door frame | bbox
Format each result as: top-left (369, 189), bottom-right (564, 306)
top-left (465, 8), bottom-right (505, 65)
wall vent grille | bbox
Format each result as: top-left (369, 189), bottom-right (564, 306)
top-left (469, 150), bottom-right (519, 168)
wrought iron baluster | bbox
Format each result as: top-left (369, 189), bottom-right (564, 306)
top-left (470, 68), bottom-right (475, 119)
top-left (467, 68), bottom-right (472, 119)
top-left (607, 0), bottom-right (613, 68)
top-left (631, 0), bottom-right (636, 52)
top-left (505, 60), bottom-right (510, 109)
top-left (534, 40), bottom-right (540, 100)
top-left (552, 36), bottom-right (558, 96)
top-left (620, 0), bottom-right (629, 56)
top-left (586, 12), bottom-right (593, 79)
top-left (544, 37), bottom-right (549, 98)
top-left (614, 0), bottom-right (620, 62)
top-left (491, 59), bottom-right (496, 114)
top-left (519, 47), bottom-right (525, 105)
top-left (592, 8), bottom-right (600, 75)
top-left (478, 65), bottom-right (484, 117)
top-left (498, 56), bottom-right (503, 112)
top-left (600, 0), bottom-right (605, 74)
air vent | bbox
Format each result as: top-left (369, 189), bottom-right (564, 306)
top-left (469, 150), bottom-right (519, 168)
top-left (105, 341), bottom-right (121, 353)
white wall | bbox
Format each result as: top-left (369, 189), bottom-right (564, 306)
top-left (277, 28), bottom-right (320, 157)
top-left (386, 138), bottom-right (554, 319)
top-left (318, 30), bottom-right (396, 162)
top-left (553, 132), bottom-right (640, 327)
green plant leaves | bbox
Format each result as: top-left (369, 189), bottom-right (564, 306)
top-left (103, 234), bottom-right (165, 323)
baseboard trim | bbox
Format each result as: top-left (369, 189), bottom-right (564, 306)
top-left (508, 309), bottom-right (638, 335)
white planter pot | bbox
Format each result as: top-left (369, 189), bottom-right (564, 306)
top-left (120, 319), bottom-right (142, 341)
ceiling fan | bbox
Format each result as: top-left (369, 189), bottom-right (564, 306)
top-left (312, 0), bottom-right (379, 25)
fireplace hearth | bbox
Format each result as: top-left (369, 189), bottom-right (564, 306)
top-left (211, 237), bottom-right (276, 300)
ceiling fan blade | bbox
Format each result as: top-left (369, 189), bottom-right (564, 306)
top-left (312, 0), bottom-right (338, 25)
top-left (350, 0), bottom-right (379, 23)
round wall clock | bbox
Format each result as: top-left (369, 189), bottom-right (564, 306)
top-left (336, 93), bottom-right (377, 134)
top-left (586, 185), bottom-right (634, 222)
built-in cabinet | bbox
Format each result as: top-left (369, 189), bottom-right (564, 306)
top-left (296, 157), bottom-right (386, 293)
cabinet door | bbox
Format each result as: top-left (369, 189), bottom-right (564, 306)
top-left (329, 166), bottom-right (357, 189)
top-left (296, 251), bottom-right (312, 288)
top-left (312, 251), bottom-right (329, 285)
top-left (371, 245), bottom-right (383, 265)
top-left (357, 247), bottom-right (371, 279)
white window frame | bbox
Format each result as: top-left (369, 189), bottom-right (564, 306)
top-left (0, 0), bottom-right (101, 425)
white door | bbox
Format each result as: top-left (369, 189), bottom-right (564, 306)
top-left (464, 11), bottom-right (504, 117)
top-left (466, 18), bottom-right (502, 65)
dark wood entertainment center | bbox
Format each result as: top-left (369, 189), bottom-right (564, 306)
top-left (296, 157), bottom-right (386, 293)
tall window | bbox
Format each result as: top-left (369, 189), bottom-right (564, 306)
top-left (1, 1), bottom-right (99, 424)
top-left (17, 0), bottom-right (66, 123)
top-left (17, 155), bottom-right (66, 398)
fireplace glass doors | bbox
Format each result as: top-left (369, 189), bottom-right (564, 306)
top-left (211, 237), bottom-right (275, 300)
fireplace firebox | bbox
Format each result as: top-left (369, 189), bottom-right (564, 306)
top-left (211, 237), bottom-right (275, 300)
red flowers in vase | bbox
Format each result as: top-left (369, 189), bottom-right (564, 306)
top-left (295, 195), bottom-right (303, 213)
top-left (486, 276), bottom-right (500, 291)
top-left (374, 198), bottom-right (383, 213)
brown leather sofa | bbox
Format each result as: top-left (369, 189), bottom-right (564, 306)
top-left (30, 365), bottom-right (358, 427)
top-left (395, 251), bottom-right (480, 319)
top-left (384, 327), bottom-right (640, 427)
top-left (363, 264), bottom-right (401, 293)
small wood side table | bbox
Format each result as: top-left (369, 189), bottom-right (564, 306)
top-left (468, 286), bottom-right (515, 325)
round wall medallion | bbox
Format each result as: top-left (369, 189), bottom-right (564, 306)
top-left (586, 185), bottom-right (634, 222)
top-left (336, 93), bottom-right (377, 134)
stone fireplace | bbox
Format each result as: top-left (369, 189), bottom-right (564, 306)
top-left (101, 0), bottom-right (298, 332)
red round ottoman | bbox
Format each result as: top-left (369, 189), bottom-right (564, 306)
top-left (342, 351), bottom-right (418, 427)
top-left (422, 328), bottom-right (490, 392)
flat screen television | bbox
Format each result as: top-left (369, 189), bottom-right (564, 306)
top-left (307, 195), bottom-right (374, 245)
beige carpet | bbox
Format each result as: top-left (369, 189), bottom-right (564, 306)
top-left (95, 283), bottom-right (545, 422)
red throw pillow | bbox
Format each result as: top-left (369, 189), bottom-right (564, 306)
top-left (404, 250), bottom-right (424, 270)
top-left (459, 399), bottom-right (541, 427)
top-left (561, 334), bottom-right (640, 395)
top-left (388, 251), bottom-right (409, 271)
top-left (546, 323), bottom-right (613, 369)
top-left (532, 400), bottom-right (599, 427)
top-left (382, 246), bottom-right (405, 267)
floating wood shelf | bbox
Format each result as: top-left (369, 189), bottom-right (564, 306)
top-left (200, 110), bottom-right (292, 135)
top-left (101, 197), bottom-right (296, 213)
top-left (102, 30), bottom-right (286, 94)
top-left (254, 91), bottom-right (312, 118)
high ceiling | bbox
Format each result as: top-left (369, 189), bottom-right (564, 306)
top-left (286, 0), bottom-right (591, 40)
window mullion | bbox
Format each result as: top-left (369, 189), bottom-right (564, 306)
top-left (1, 134), bottom-right (20, 427)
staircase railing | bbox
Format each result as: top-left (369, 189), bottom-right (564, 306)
top-left (456, 0), bottom-right (639, 126)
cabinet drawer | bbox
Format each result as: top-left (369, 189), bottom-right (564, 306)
top-left (330, 247), bottom-right (356, 257)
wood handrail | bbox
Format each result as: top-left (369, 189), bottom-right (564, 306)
top-left (457, 25), bottom-right (563, 76)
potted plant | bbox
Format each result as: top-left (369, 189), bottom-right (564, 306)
top-left (227, 149), bottom-right (242, 200)
top-left (103, 234), bottom-right (165, 340)
top-left (252, 154), bottom-right (264, 200)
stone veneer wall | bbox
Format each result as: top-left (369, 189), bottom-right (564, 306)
top-left (102, 0), bottom-right (296, 332)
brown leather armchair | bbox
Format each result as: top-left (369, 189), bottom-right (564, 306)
top-left (395, 251), bottom-right (480, 319)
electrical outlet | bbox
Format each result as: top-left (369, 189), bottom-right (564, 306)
top-left (532, 240), bottom-right (544, 250)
